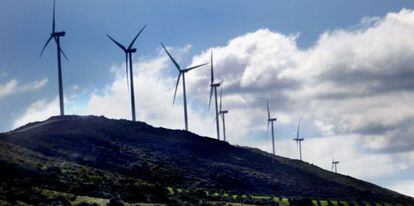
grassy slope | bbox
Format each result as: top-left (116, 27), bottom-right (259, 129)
top-left (0, 115), bottom-right (413, 205)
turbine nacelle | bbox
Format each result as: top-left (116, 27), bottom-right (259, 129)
top-left (220, 110), bottom-right (228, 114)
top-left (268, 118), bottom-right (277, 122)
top-left (127, 48), bottom-right (137, 53)
top-left (210, 83), bottom-right (220, 87)
top-left (52, 31), bottom-right (66, 37)
top-left (293, 138), bottom-right (304, 142)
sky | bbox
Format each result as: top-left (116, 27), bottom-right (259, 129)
top-left (1, 0), bottom-right (414, 198)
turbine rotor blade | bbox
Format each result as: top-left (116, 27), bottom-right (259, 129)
top-left (208, 86), bottom-right (213, 110)
top-left (266, 121), bottom-right (270, 139)
top-left (107, 34), bottom-right (127, 51)
top-left (172, 73), bottom-right (181, 105)
top-left (210, 51), bottom-right (214, 84)
top-left (128, 25), bottom-right (147, 50)
top-left (125, 53), bottom-right (130, 92)
top-left (297, 119), bottom-right (301, 139)
top-left (40, 36), bottom-right (53, 57)
top-left (161, 43), bottom-right (180, 71)
top-left (52, 0), bottom-right (56, 32)
top-left (219, 86), bottom-right (223, 112)
top-left (59, 47), bottom-right (69, 61)
top-left (267, 98), bottom-right (270, 120)
top-left (55, 36), bottom-right (69, 61)
top-left (184, 63), bottom-right (209, 72)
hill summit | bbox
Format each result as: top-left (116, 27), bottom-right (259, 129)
top-left (0, 115), bottom-right (412, 205)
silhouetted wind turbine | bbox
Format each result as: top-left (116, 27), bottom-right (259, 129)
top-left (107, 25), bottom-right (146, 122)
top-left (219, 84), bottom-right (229, 142)
top-left (161, 43), bottom-right (208, 131)
top-left (267, 98), bottom-right (277, 155)
top-left (332, 158), bottom-right (339, 173)
top-left (209, 51), bottom-right (221, 140)
top-left (293, 119), bottom-right (304, 161)
top-left (40, 0), bottom-right (68, 116)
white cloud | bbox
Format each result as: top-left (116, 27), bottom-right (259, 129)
top-left (0, 78), bottom-right (47, 98)
top-left (252, 134), bottom-right (399, 181)
top-left (13, 98), bottom-right (59, 128)
top-left (189, 9), bottom-right (414, 154)
top-left (0, 79), bottom-right (18, 98)
top-left (390, 180), bottom-right (414, 197)
top-left (18, 78), bottom-right (48, 93)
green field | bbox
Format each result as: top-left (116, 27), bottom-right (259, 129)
top-left (1, 186), bottom-right (407, 205)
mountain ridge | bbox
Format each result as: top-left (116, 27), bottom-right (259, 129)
top-left (0, 115), bottom-right (413, 204)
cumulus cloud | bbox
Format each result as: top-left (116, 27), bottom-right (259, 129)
top-left (0, 78), bottom-right (47, 98)
top-left (13, 97), bottom-right (59, 128)
top-left (282, 134), bottom-right (399, 180)
top-left (390, 180), bottom-right (414, 197)
top-left (18, 78), bottom-right (48, 93)
top-left (189, 9), bottom-right (414, 154)
top-left (0, 79), bottom-right (18, 98)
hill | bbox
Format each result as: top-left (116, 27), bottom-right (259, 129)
top-left (0, 115), bottom-right (412, 205)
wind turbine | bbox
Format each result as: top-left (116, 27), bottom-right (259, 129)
top-left (266, 99), bottom-right (277, 155)
top-left (40, 0), bottom-right (68, 116)
top-left (219, 85), bottom-right (229, 142)
top-left (293, 119), bottom-right (304, 161)
top-left (106, 25), bottom-right (146, 122)
top-left (161, 43), bottom-right (208, 131)
top-left (332, 159), bottom-right (339, 173)
top-left (208, 51), bottom-right (220, 140)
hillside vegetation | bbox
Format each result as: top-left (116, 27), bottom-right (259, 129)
top-left (0, 115), bottom-right (412, 205)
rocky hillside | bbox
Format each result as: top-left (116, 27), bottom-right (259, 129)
top-left (0, 115), bottom-right (412, 205)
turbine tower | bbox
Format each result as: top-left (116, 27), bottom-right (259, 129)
top-left (208, 51), bottom-right (220, 140)
top-left (161, 43), bottom-right (208, 131)
top-left (267, 99), bottom-right (277, 155)
top-left (293, 119), bottom-right (304, 161)
top-left (219, 85), bottom-right (229, 142)
top-left (40, 0), bottom-right (68, 116)
top-left (107, 25), bottom-right (146, 121)
top-left (332, 159), bottom-right (339, 173)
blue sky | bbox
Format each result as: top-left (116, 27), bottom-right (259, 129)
top-left (1, 0), bottom-right (414, 197)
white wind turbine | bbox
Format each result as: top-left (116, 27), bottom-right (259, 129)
top-left (266, 98), bottom-right (277, 155)
top-left (161, 43), bottom-right (208, 131)
top-left (293, 119), bottom-right (304, 161)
